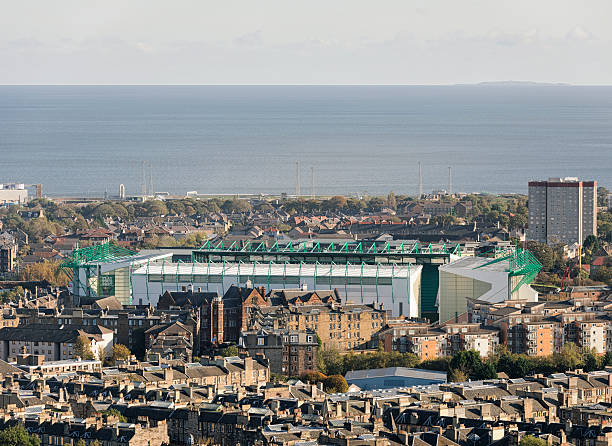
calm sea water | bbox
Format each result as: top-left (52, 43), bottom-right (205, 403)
top-left (0, 85), bottom-right (611, 197)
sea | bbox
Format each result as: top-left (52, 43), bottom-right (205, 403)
top-left (0, 85), bottom-right (611, 198)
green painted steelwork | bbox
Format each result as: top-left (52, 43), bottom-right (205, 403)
top-left (198, 239), bottom-right (461, 257)
top-left (474, 248), bottom-right (542, 295)
top-left (61, 242), bottom-right (138, 299)
top-left (62, 242), bottom-right (138, 268)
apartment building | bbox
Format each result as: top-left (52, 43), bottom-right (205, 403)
top-left (528, 177), bottom-right (597, 245)
top-left (523, 321), bottom-right (555, 356)
top-left (371, 319), bottom-right (431, 353)
top-left (373, 320), bottom-right (498, 359)
top-left (275, 301), bottom-right (387, 351)
top-left (441, 323), bottom-right (499, 358)
top-left (240, 328), bottom-right (318, 375)
top-left (0, 324), bottom-right (113, 362)
top-left (0, 234), bottom-right (17, 274)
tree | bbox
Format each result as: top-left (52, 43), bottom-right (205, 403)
top-left (97, 346), bottom-right (107, 364)
top-left (519, 436), bottom-right (547, 446)
top-left (447, 368), bottom-right (468, 383)
top-left (323, 375), bottom-right (348, 393)
top-left (145, 200), bottom-right (168, 216)
top-left (222, 199), bottom-right (252, 214)
top-left (555, 342), bottom-right (583, 371)
top-left (111, 344), bottom-right (131, 364)
top-left (386, 192), bottom-right (397, 210)
top-left (0, 424), bottom-right (40, 446)
top-left (18, 260), bottom-right (69, 287)
top-left (102, 408), bottom-right (127, 423)
top-left (584, 234), bottom-right (599, 254)
top-left (450, 350), bottom-right (482, 376)
top-left (323, 196), bottom-right (347, 212)
top-left (592, 266), bottom-right (612, 285)
top-left (220, 345), bottom-right (238, 357)
top-left (318, 348), bottom-right (344, 376)
top-left (74, 335), bottom-right (95, 360)
top-left (0, 286), bottom-right (25, 303)
top-left (583, 350), bottom-right (602, 372)
top-left (526, 241), bottom-right (554, 271)
top-left (299, 371), bottom-right (327, 384)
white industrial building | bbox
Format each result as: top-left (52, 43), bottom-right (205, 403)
top-left (0, 183), bottom-right (28, 205)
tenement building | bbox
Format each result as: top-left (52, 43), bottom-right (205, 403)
top-left (239, 328), bottom-right (318, 375)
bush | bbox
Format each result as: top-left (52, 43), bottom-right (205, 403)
top-left (323, 375), bottom-right (349, 393)
top-left (299, 371), bottom-right (327, 384)
top-left (519, 435), bottom-right (547, 446)
top-left (219, 345), bottom-right (238, 357)
top-left (0, 424), bottom-right (40, 446)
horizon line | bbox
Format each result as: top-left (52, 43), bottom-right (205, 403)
top-left (2, 82), bottom-right (612, 87)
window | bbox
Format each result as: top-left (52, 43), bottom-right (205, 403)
top-left (257, 337), bottom-right (264, 346)
top-left (307, 335), bottom-right (313, 343)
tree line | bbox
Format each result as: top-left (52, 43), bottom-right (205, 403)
top-left (318, 343), bottom-right (612, 383)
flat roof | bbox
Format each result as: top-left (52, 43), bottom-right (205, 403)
top-left (345, 367), bottom-right (447, 382)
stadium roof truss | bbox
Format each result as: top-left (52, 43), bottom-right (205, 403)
top-left (198, 240), bottom-right (461, 256)
top-left (474, 248), bottom-right (542, 294)
top-left (60, 242), bottom-right (139, 297)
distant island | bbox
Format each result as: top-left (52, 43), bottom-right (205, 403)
top-left (474, 80), bottom-right (572, 86)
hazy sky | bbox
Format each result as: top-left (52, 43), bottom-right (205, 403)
top-left (2, 0), bottom-right (610, 84)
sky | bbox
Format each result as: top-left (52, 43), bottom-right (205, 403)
top-left (1, 0), bottom-right (611, 85)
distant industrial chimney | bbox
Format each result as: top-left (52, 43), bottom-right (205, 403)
top-left (418, 161), bottom-right (422, 198)
top-left (141, 161), bottom-right (146, 196)
top-left (296, 161), bottom-right (301, 197)
top-left (119, 184), bottom-right (125, 200)
top-left (448, 166), bottom-right (453, 196)
top-left (149, 162), bottom-right (153, 196)
top-left (311, 166), bottom-right (315, 199)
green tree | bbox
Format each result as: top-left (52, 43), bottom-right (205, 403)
top-left (0, 286), bottom-right (25, 303)
top-left (222, 199), bottom-right (252, 214)
top-left (219, 345), bottom-right (238, 357)
top-left (74, 335), bottom-right (95, 360)
top-left (447, 368), bottom-right (468, 383)
top-left (526, 241), bottom-right (554, 271)
top-left (323, 375), bottom-right (348, 393)
top-left (519, 435), bottom-right (547, 446)
top-left (386, 192), bottom-right (397, 210)
top-left (111, 344), bottom-right (131, 364)
top-left (584, 234), bottom-right (599, 254)
top-left (555, 342), bottom-right (583, 371)
top-left (583, 350), bottom-right (602, 372)
top-left (450, 350), bottom-right (482, 375)
top-left (0, 424), bottom-right (40, 446)
top-left (102, 408), bottom-right (127, 423)
top-left (592, 266), bottom-right (612, 285)
top-left (323, 196), bottom-right (347, 212)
